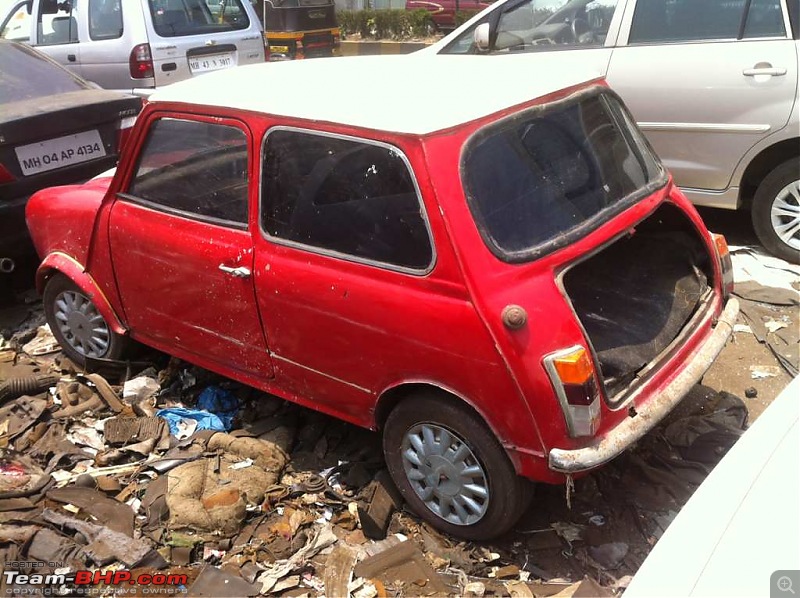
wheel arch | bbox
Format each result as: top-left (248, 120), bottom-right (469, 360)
top-left (738, 137), bottom-right (800, 210)
top-left (37, 252), bottom-right (128, 336)
top-left (374, 380), bottom-right (523, 469)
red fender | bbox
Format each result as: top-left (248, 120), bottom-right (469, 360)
top-left (36, 252), bottom-right (127, 336)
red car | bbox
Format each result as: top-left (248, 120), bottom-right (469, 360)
top-left (406, 0), bottom-right (495, 30)
top-left (26, 55), bottom-right (738, 540)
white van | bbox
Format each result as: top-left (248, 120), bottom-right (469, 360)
top-left (0, 0), bottom-right (266, 95)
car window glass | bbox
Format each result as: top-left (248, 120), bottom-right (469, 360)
top-left (630, 0), bottom-right (748, 42)
top-left (463, 93), bottom-right (662, 260)
top-left (743, 0), bottom-right (786, 37)
top-left (89, 0), bottom-right (123, 39)
top-left (147, 0), bottom-right (250, 37)
top-left (128, 118), bottom-right (249, 225)
top-left (261, 130), bottom-right (433, 272)
top-left (0, 40), bottom-right (90, 102)
top-left (440, 0), bottom-right (619, 54)
top-left (37, 0), bottom-right (79, 45)
top-left (0, 2), bottom-right (31, 42)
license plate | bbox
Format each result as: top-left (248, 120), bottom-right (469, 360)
top-left (189, 52), bottom-right (236, 74)
top-left (15, 130), bottom-right (106, 176)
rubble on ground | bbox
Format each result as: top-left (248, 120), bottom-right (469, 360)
top-left (0, 252), bottom-right (794, 597)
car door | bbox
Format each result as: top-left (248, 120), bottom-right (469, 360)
top-left (607, 0), bottom-right (798, 194)
top-left (108, 114), bottom-right (273, 377)
top-left (31, 0), bottom-right (83, 76)
top-left (435, 0), bottom-right (626, 79)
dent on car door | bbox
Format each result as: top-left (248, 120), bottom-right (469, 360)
top-left (109, 114), bottom-right (274, 376)
top-left (607, 0), bottom-right (798, 194)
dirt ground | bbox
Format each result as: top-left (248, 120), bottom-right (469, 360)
top-left (0, 206), bottom-right (797, 596)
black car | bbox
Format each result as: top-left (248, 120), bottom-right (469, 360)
top-left (0, 40), bottom-right (142, 274)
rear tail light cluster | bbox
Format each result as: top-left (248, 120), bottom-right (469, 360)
top-left (544, 346), bottom-right (601, 437)
top-left (129, 43), bottom-right (154, 79)
top-left (0, 164), bottom-right (16, 184)
top-left (711, 232), bottom-right (734, 298)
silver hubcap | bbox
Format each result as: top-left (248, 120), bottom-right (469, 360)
top-left (53, 290), bottom-right (110, 358)
top-left (401, 423), bottom-right (489, 526)
top-left (771, 180), bottom-right (800, 251)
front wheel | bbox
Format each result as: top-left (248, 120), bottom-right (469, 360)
top-left (43, 274), bottom-right (127, 366)
top-left (751, 159), bottom-right (800, 264)
top-left (382, 394), bottom-right (531, 540)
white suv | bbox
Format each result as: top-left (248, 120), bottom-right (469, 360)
top-left (0, 0), bottom-right (266, 95)
top-left (426, 0), bottom-right (800, 263)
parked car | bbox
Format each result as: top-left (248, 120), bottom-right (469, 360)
top-left (423, 0), bottom-right (800, 263)
top-left (405, 0), bottom-right (496, 30)
top-left (0, 0), bottom-right (267, 95)
top-left (26, 55), bottom-right (738, 539)
top-left (0, 39), bottom-right (141, 275)
top-left (624, 375), bottom-right (799, 597)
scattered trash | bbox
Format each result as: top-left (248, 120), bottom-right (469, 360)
top-left (745, 387), bottom-right (758, 399)
top-left (750, 365), bottom-right (781, 379)
top-left (21, 325), bottom-right (60, 356)
top-left (157, 407), bottom-right (226, 437)
top-left (196, 385), bottom-right (240, 431)
top-left (588, 542), bottom-right (629, 570)
top-left (588, 514), bottom-right (606, 527)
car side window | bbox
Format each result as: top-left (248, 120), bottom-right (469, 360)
top-left (37, 1), bottom-right (79, 45)
top-left (0, 2), bottom-right (31, 42)
top-left (126, 118), bottom-right (249, 226)
top-left (89, 0), bottom-right (123, 40)
top-left (261, 129), bottom-right (433, 272)
top-left (440, 0), bottom-right (620, 54)
top-left (629, 0), bottom-right (785, 43)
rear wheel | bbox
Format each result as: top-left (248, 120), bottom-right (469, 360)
top-left (43, 274), bottom-right (126, 366)
top-left (382, 393), bottom-right (531, 540)
top-left (751, 159), bottom-right (800, 264)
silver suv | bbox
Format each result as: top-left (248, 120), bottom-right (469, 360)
top-left (0, 0), bottom-right (266, 95)
top-left (426, 0), bottom-right (800, 263)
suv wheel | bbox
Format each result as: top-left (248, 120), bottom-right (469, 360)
top-left (383, 393), bottom-right (531, 540)
top-left (43, 274), bottom-right (127, 366)
top-left (752, 159), bottom-right (800, 264)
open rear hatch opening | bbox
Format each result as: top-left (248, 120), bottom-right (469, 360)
top-left (562, 203), bottom-right (714, 400)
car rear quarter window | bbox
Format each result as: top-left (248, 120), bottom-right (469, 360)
top-left (89, 0), bottom-right (124, 40)
top-left (148, 0), bottom-right (250, 37)
top-left (261, 129), bottom-right (434, 273)
top-left (462, 90), bottom-right (663, 261)
top-left (126, 118), bottom-right (249, 226)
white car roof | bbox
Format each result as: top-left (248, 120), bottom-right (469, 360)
top-left (148, 55), bottom-right (604, 135)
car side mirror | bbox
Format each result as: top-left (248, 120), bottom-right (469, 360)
top-left (474, 22), bottom-right (491, 51)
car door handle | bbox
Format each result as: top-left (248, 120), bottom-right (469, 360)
top-left (67, 54), bottom-right (76, 62)
top-left (743, 67), bottom-right (787, 77)
top-left (218, 264), bottom-right (251, 278)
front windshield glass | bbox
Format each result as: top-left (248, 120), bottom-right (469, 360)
top-left (462, 91), bottom-right (664, 261)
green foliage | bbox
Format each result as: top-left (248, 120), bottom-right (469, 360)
top-left (336, 9), bottom-right (434, 39)
top-left (454, 9), bottom-right (480, 27)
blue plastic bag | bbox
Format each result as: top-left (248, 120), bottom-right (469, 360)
top-left (195, 385), bottom-right (240, 431)
top-left (156, 407), bottom-right (226, 437)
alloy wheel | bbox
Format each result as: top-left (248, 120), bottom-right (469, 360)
top-left (771, 180), bottom-right (800, 251)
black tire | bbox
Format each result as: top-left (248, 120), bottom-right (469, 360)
top-left (383, 393), bottom-right (531, 540)
top-left (751, 159), bottom-right (800, 264)
top-left (43, 274), bottom-right (127, 366)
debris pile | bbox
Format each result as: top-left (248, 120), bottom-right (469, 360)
top-left (0, 285), bottom-right (775, 597)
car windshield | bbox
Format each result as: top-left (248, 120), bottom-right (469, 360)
top-left (148, 0), bottom-right (250, 37)
top-left (0, 41), bottom-right (90, 104)
top-left (462, 90), bottom-right (664, 261)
